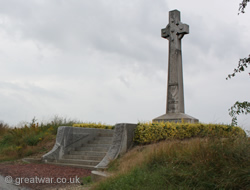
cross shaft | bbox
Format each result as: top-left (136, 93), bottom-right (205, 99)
top-left (161, 10), bottom-right (189, 114)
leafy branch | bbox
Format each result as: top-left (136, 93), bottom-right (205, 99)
top-left (229, 101), bottom-right (250, 126)
top-left (226, 55), bottom-right (250, 80)
top-left (239, 0), bottom-right (249, 14)
top-left (227, 1), bottom-right (250, 126)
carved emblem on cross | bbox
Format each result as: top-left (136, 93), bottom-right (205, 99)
top-left (161, 10), bottom-right (189, 49)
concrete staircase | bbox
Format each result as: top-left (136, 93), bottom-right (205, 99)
top-left (48, 130), bottom-right (114, 170)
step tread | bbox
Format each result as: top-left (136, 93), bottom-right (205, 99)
top-left (98, 134), bottom-right (114, 137)
top-left (63, 154), bottom-right (104, 157)
top-left (58, 158), bottom-right (100, 166)
top-left (90, 141), bottom-right (113, 144)
top-left (95, 137), bottom-right (113, 140)
top-left (82, 144), bottom-right (111, 148)
top-left (70, 150), bottom-right (107, 154)
top-left (84, 143), bottom-right (112, 146)
top-left (76, 147), bottom-right (109, 151)
top-left (63, 155), bottom-right (104, 160)
top-left (70, 150), bottom-right (108, 154)
top-left (97, 130), bottom-right (114, 133)
top-left (46, 162), bottom-right (95, 169)
top-left (68, 154), bottom-right (105, 157)
top-left (60, 158), bottom-right (100, 163)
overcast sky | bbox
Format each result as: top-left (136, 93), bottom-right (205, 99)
top-left (0, 0), bottom-right (249, 131)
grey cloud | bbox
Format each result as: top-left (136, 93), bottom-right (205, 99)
top-left (0, 81), bottom-right (65, 100)
top-left (0, 0), bottom-right (249, 131)
top-left (0, 0), bottom-right (168, 73)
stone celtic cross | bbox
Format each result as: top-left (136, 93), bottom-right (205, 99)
top-left (161, 10), bottom-right (189, 114)
top-left (153, 9), bottom-right (198, 123)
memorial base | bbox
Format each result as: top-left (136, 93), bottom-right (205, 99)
top-left (153, 113), bottom-right (199, 123)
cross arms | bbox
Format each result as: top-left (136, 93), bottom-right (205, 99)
top-left (161, 21), bottom-right (189, 40)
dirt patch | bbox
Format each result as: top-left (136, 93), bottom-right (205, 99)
top-left (0, 163), bottom-right (91, 190)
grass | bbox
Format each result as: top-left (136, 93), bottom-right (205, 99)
top-left (0, 116), bottom-right (76, 162)
top-left (81, 176), bottom-right (93, 185)
top-left (93, 137), bottom-right (250, 190)
top-left (0, 117), bottom-right (114, 162)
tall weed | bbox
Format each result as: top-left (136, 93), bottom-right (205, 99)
top-left (95, 137), bottom-right (250, 190)
top-left (0, 116), bottom-right (77, 161)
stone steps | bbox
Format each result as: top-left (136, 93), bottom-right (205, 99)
top-left (47, 162), bottom-right (95, 170)
top-left (89, 140), bottom-right (113, 144)
top-left (69, 151), bottom-right (107, 157)
top-left (63, 155), bottom-right (103, 161)
top-left (98, 133), bottom-right (113, 137)
top-left (75, 146), bottom-right (109, 152)
top-left (84, 143), bottom-right (111, 148)
top-left (58, 158), bottom-right (100, 166)
top-left (53, 131), bottom-right (114, 169)
top-left (94, 136), bottom-right (113, 140)
top-left (90, 137), bottom-right (113, 143)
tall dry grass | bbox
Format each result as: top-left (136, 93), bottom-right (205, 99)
top-left (0, 116), bottom-right (77, 162)
top-left (108, 138), bottom-right (210, 174)
top-left (0, 122), bottom-right (10, 137)
top-left (94, 137), bottom-right (250, 190)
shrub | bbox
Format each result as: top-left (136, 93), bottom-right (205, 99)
top-left (0, 134), bottom-right (14, 146)
top-left (0, 117), bottom-right (78, 161)
top-left (134, 122), bottom-right (246, 144)
top-left (73, 123), bottom-right (114, 129)
top-left (23, 133), bottom-right (44, 146)
top-left (0, 122), bottom-right (9, 137)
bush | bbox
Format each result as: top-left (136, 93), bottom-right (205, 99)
top-left (134, 122), bottom-right (246, 144)
top-left (0, 122), bottom-right (9, 137)
top-left (0, 134), bottom-right (14, 146)
top-left (23, 134), bottom-right (44, 146)
top-left (0, 117), bottom-right (77, 161)
top-left (73, 123), bottom-right (114, 129)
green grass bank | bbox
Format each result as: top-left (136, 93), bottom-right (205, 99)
top-left (93, 137), bottom-right (250, 190)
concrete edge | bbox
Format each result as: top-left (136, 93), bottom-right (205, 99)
top-left (91, 171), bottom-right (112, 182)
top-left (95, 123), bottom-right (137, 169)
top-left (22, 158), bottom-right (42, 164)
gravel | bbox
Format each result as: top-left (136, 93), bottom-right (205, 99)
top-left (0, 163), bottom-right (91, 190)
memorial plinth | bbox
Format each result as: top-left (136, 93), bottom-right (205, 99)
top-left (153, 10), bottom-right (198, 123)
top-left (153, 113), bottom-right (198, 123)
